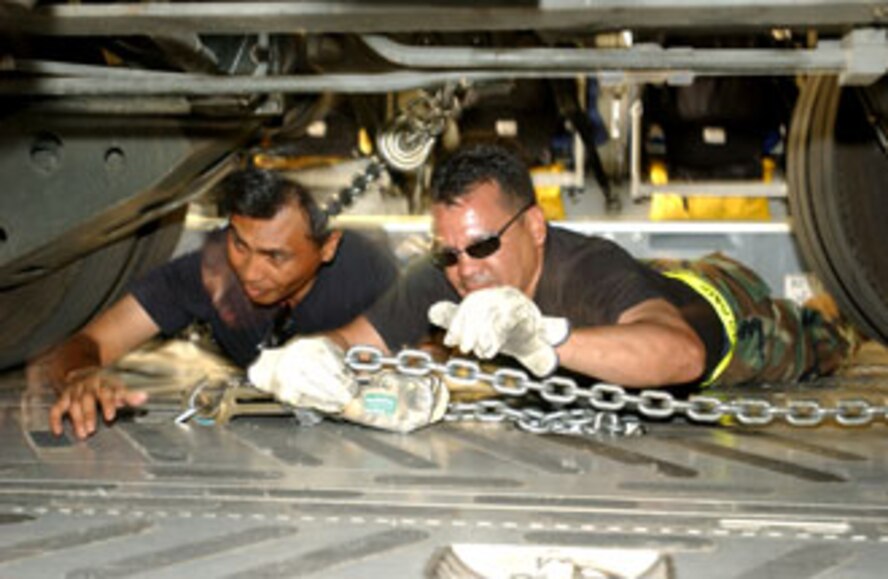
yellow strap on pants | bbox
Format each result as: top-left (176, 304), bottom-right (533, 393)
top-left (662, 270), bottom-right (738, 387)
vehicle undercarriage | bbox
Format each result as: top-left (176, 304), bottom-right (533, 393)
top-left (1, 3), bottom-right (888, 576)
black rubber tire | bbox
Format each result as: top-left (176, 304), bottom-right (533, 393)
top-left (0, 208), bottom-right (186, 369)
top-left (788, 75), bottom-right (888, 343)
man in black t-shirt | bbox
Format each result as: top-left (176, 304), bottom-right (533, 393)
top-left (36, 168), bottom-right (398, 439)
top-left (249, 144), bottom-right (716, 417)
top-left (250, 143), bottom-right (851, 429)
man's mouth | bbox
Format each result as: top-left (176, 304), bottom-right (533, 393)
top-left (461, 276), bottom-right (496, 294)
top-left (244, 285), bottom-right (268, 300)
top-left (464, 283), bottom-right (491, 293)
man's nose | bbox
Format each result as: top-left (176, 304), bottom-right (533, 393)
top-left (239, 254), bottom-right (264, 282)
top-left (455, 251), bottom-right (480, 278)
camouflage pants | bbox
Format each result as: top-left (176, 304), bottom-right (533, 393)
top-left (647, 253), bottom-right (850, 387)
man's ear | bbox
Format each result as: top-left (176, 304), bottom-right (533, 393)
top-left (319, 230), bottom-right (343, 263)
top-left (526, 205), bottom-right (548, 248)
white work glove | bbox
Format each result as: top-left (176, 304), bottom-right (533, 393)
top-left (428, 286), bottom-right (570, 377)
top-left (247, 336), bottom-right (357, 413)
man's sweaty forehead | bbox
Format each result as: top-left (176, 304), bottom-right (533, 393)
top-left (228, 220), bottom-right (294, 257)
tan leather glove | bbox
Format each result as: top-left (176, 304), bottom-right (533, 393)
top-left (341, 370), bottom-right (449, 433)
top-left (428, 286), bottom-right (569, 377)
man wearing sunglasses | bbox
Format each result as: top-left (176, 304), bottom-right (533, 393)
top-left (250, 143), bottom-right (852, 428)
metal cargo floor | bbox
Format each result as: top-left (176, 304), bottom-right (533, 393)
top-left (2, 346), bottom-right (888, 578)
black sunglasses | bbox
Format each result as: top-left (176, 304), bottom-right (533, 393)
top-left (431, 201), bottom-right (535, 268)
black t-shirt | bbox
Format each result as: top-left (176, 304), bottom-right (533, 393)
top-left (130, 228), bottom-right (399, 367)
top-left (366, 225), bottom-right (724, 381)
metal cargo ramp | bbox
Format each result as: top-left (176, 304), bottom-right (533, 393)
top-left (2, 347), bottom-right (888, 578)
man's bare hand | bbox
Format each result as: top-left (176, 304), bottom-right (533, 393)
top-left (49, 368), bottom-right (148, 439)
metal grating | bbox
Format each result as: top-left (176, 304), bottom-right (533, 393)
top-left (2, 362), bottom-right (888, 577)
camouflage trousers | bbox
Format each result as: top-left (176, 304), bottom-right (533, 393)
top-left (647, 253), bottom-right (851, 387)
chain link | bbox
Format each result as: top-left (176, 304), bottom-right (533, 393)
top-left (344, 346), bottom-right (888, 437)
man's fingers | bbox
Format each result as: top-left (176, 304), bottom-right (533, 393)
top-left (123, 390), bottom-right (149, 408)
top-left (440, 305), bottom-right (470, 352)
top-left (441, 302), bottom-right (470, 350)
top-left (475, 328), bottom-right (498, 359)
top-left (444, 310), bottom-right (496, 358)
top-left (479, 308), bottom-right (512, 358)
top-left (454, 307), bottom-right (488, 357)
top-left (541, 316), bottom-right (571, 346)
top-left (514, 336), bottom-right (559, 377)
top-left (80, 391), bottom-right (98, 436)
top-left (107, 381), bottom-right (148, 408)
top-left (459, 324), bottom-right (479, 357)
top-left (67, 396), bottom-right (90, 439)
top-left (97, 384), bottom-right (119, 422)
top-left (428, 301), bottom-right (459, 330)
top-left (247, 348), bottom-right (284, 393)
top-left (48, 396), bottom-right (69, 436)
top-left (49, 373), bottom-right (143, 439)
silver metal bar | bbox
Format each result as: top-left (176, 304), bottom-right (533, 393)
top-left (0, 70), bottom-right (670, 96)
top-left (7, 58), bottom-right (192, 79)
top-left (332, 214), bottom-right (793, 234)
top-left (2, 1), bottom-right (886, 36)
top-left (629, 99), bottom-right (644, 202)
top-left (638, 181), bottom-right (788, 198)
top-left (5, 54), bottom-right (875, 96)
top-left (20, 97), bottom-right (195, 115)
top-left (7, 29), bottom-right (884, 97)
top-left (363, 35), bottom-right (847, 75)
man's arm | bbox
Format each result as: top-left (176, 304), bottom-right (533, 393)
top-left (555, 298), bottom-right (707, 387)
top-left (35, 294), bottom-right (160, 438)
top-left (327, 315), bottom-right (390, 353)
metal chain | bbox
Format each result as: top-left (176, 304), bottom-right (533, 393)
top-left (345, 346), bottom-right (888, 436)
top-left (319, 157), bottom-right (386, 219)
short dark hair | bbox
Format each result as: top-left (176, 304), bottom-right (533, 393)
top-left (430, 143), bottom-right (536, 210)
top-left (217, 168), bottom-right (330, 245)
